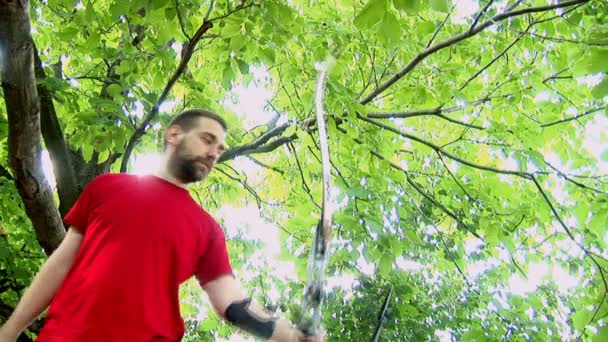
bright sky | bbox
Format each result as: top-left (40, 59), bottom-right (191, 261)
top-left (37, 0), bottom-right (608, 340)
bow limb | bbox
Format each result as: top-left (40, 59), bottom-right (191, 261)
top-left (298, 55), bottom-right (336, 336)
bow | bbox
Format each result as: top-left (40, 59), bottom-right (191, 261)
top-left (298, 55), bottom-right (336, 336)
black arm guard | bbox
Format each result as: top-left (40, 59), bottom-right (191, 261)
top-left (225, 298), bottom-right (276, 339)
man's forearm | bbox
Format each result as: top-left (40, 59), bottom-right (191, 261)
top-left (0, 229), bottom-right (82, 338)
top-left (204, 275), bottom-right (318, 341)
top-left (224, 298), bottom-right (301, 341)
top-left (0, 252), bottom-right (72, 337)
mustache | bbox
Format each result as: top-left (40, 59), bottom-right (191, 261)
top-left (191, 156), bottom-right (215, 169)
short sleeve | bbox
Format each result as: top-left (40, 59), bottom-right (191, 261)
top-left (63, 175), bottom-right (103, 233)
top-left (196, 223), bottom-right (234, 286)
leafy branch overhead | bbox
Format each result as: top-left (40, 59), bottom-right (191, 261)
top-left (1, 0), bottom-right (608, 341)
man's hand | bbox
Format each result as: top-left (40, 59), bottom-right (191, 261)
top-left (203, 276), bottom-right (324, 341)
top-left (294, 328), bottom-right (325, 342)
top-left (0, 327), bottom-right (18, 342)
top-left (271, 319), bottom-right (324, 342)
top-left (0, 228), bottom-right (83, 342)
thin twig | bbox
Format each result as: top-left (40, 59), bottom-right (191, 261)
top-left (208, 2), bottom-right (256, 22)
top-left (359, 115), bottom-right (527, 177)
top-left (470, 0), bottom-right (496, 30)
top-left (288, 142), bottom-right (321, 210)
top-left (426, 11), bottom-right (452, 48)
top-left (247, 156), bottom-right (285, 175)
top-left (541, 106), bottom-right (607, 128)
top-left (176, 0), bottom-right (192, 39)
top-left (360, 0), bottom-right (590, 105)
top-left (372, 287), bottom-right (393, 342)
top-left (458, 29), bottom-right (528, 92)
top-left (204, 0), bottom-right (216, 21)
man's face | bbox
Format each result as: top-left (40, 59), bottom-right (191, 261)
top-left (166, 117), bottom-right (226, 184)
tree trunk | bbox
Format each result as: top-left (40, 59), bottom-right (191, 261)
top-left (34, 47), bottom-right (81, 217)
top-left (0, 0), bottom-right (65, 255)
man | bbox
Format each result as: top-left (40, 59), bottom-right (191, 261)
top-left (0, 109), bottom-right (322, 341)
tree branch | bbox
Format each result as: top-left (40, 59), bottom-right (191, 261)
top-left (219, 123), bottom-right (293, 163)
top-left (208, 2), bottom-right (256, 22)
top-left (426, 11), bottom-right (452, 49)
top-left (531, 175), bottom-right (608, 294)
top-left (215, 166), bottom-right (268, 208)
top-left (1, 1), bottom-right (66, 255)
top-left (359, 115), bottom-right (527, 177)
top-left (120, 19), bottom-right (216, 172)
top-left (287, 142), bottom-right (321, 211)
top-left (458, 29), bottom-right (527, 92)
top-left (359, 0), bottom-right (590, 105)
top-left (540, 106), bottom-right (607, 128)
top-left (470, 0), bottom-right (496, 30)
top-left (0, 165), bottom-right (13, 180)
top-left (437, 152), bottom-right (474, 200)
top-left (204, 0), bottom-right (215, 21)
top-left (527, 31), bottom-right (608, 46)
top-left (33, 46), bottom-right (80, 217)
top-left (372, 287), bottom-right (393, 342)
top-left (366, 86), bottom-right (530, 128)
top-left (544, 160), bottom-right (606, 195)
top-left (366, 149), bottom-right (483, 240)
top-left (247, 156), bottom-right (284, 175)
top-left (368, 105), bottom-right (485, 129)
top-left (175, 0), bottom-right (191, 40)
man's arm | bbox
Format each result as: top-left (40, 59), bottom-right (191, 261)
top-left (0, 228), bottom-right (83, 339)
top-left (203, 275), bottom-right (316, 342)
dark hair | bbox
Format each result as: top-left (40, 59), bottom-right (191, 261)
top-left (163, 109), bottom-right (228, 149)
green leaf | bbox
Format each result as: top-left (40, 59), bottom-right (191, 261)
top-left (461, 329), bottom-right (486, 341)
top-left (150, 0), bottom-right (167, 10)
top-left (366, 216), bottom-right (383, 233)
top-left (591, 78), bottom-right (608, 99)
top-left (379, 11), bottom-right (402, 44)
top-left (585, 48), bottom-right (608, 74)
top-left (259, 48), bottom-right (276, 64)
top-left (378, 253), bottom-right (394, 276)
top-left (236, 59), bottom-right (249, 74)
top-left (164, 7), bottom-right (177, 20)
top-left (572, 309), bottom-right (591, 330)
top-left (106, 84), bottom-right (122, 99)
top-left (587, 24), bottom-right (608, 45)
top-left (393, 0), bottom-right (419, 13)
top-left (283, 125), bottom-right (297, 137)
top-left (354, 0), bottom-right (386, 30)
top-left (593, 325), bottom-right (608, 342)
top-left (198, 319), bottom-right (219, 332)
top-left (430, 0), bottom-right (450, 12)
top-left (222, 64), bottom-right (234, 90)
top-left (109, 1), bottom-right (130, 18)
top-left (59, 27), bottom-right (80, 40)
top-left (590, 210), bottom-right (608, 236)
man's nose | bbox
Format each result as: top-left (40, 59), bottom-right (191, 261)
top-left (207, 146), bottom-right (220, 160)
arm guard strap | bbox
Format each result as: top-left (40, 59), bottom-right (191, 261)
top-left (225, 298), bottom-right (276, 339)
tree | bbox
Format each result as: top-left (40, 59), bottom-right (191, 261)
top-left (1, 0), bottom-right (607, 340)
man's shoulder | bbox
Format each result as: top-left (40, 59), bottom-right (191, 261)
top-left (89, 172), bottom-right (135, 186)
top-left (184, 202), bottom-right (224, 232)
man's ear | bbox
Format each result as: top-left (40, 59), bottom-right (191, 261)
top-left (165, 125), bottom-right (184, 148)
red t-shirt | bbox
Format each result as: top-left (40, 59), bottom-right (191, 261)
top-left (36, 173), bottom-right (233, 341)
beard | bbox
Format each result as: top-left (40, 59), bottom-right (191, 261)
top-left (167, 142), bottom-right (210, 184)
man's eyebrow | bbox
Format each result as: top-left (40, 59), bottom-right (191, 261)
top-left (201, 132), bottom-right (218, 141)
top-left (201, 132), bottom-right (226, 150)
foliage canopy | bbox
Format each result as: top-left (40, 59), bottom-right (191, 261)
top-left (1, 0), bottom-right (608, 341)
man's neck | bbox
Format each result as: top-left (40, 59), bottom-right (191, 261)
top-left (155, 168), bottom-right (188, 189)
